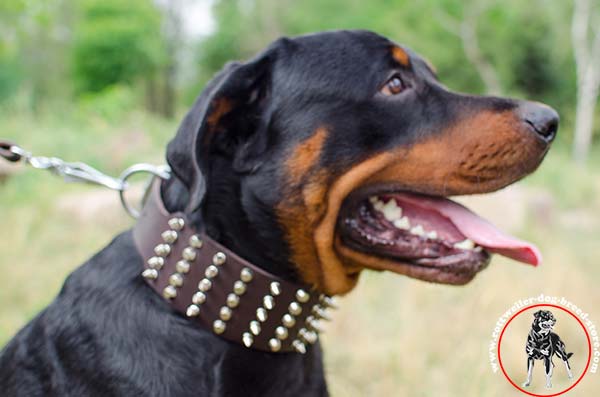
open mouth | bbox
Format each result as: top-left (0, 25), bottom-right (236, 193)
top-left (337, 189), bottom-right (541, 284)
top-left (540, 321), bottom-right (555, 329)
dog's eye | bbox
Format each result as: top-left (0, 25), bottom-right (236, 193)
top-left (381, 75), bottom-right (405, 96)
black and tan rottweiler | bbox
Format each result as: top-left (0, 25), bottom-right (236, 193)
top-left (523, 310), bottom-right (574, 388)
top-left (0, 30), bottom-right (558, 396)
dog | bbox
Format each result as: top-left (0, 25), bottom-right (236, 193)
top-left (0, 30), bottom-right (558, 396)
top-left (522, 310), bottom-right (574, 388)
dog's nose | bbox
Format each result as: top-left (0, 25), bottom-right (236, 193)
top-left (519, 101), bottom-right (559, 143)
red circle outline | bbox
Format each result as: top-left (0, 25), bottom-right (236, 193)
top-left (497, 303), bottom-right (592, 396)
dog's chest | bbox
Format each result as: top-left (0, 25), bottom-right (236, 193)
top-left (529, 329), bottom-right (553, 358)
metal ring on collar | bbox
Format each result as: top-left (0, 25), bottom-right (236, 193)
top-left (118, 164), bottom-right (171, 219)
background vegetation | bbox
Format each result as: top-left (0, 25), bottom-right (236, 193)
top-left (1, 0), bottom-right (599, 396)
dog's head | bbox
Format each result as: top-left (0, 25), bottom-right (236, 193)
top-left (533, 310), bottom-right (556, 335)
top-left (166, 30), bottom-right (558, 296)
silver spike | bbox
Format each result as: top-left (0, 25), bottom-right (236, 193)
top-left (250, 320), bottom-right (261, 335)
top-left (213, 319), bottom-right (226, 334)
top-left (299, 328), bottom-right (317, 344)
top-left (275, 326), bottom-right (289, 340)
top-left (312, 306), bottom-right (331, 321)
top-left (161, 230), bottom-right (178, 244)
top-left (175, 260), bottom-right (190, 274)
top-left (192, 291), bottom-right (206, 305)
top-left (189, 234), bottom-right (203, 248)
top-left (220, 306), bottom-right (232, 321)
top-left (304, 330), bottom-right (318, 344)
top-left (186, 304), bottom-right (200, 317)
top-left (147, 257), bottom-right (164, 270)
top-left (256, 308), bottom-right (268, 322)
top-left (226, 293), bottom-right (240, 308)
top-left (298, 328), bottom-right (307, 339)
top-left (270, 281), bottom-right (281, 296)
top-left (289, 302), bottom-right (302, 316)
top-left (263, 295), bottom-right (275, 310)
top-left (213, 252), bottom-right (226, 265)
top-left (142, 268), bottom-right (158, 280)
top-left (240, 267), bottom-right (253, 282)
top-left (307, 317), bottom-right (324, 333)
top-left (205, 265), bottom-right (219, 279)
top-left (198, 278), bottom-right (212, 292)
top-left (168, 217), bottom-right (185, 230)
top-left (242, 332), bottom-right (254, 347)
top-left (162, 285), bottom-right (177, 299)
top-left (296, 289), bottom-right (310, 303)
top-left (169, 273), bottom-right (184, 287)
top-left (269, 338), bottom-right (282, 352)
top-left (320, 295), bottom-right (339, 309)
top-left (282, 314), bottom-right (296, 328)
top-left (292, 340), bottom-right (307, 354)
top-left (233, 281), bottom-right (246, 295)
top-left (154, 244), bottom-right (171, 257)
top-left (182, 247), bottom-right (197, 261)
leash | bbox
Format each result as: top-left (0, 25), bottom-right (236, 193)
top-left (0, 140), bottom-right (170, 218)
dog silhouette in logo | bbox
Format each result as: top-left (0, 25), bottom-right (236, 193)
top-left (522, 310), bottom-right (574, 388)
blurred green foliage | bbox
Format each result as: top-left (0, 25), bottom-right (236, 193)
top-left (72, 0), bottom-right (166, 94)
top-left (0, 45), bottom-right (20, 103)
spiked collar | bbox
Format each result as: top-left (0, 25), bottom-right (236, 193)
top-left (133, 179), bottom-right (335, 353)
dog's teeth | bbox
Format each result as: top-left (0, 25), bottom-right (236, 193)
top-left (474, 246), bottom-right (483, 252)
top-left (382, 200), bottom-right (402, 221)
top-left (426, 231), bottom-right (438, 239)
top-left (453, 239), bottom-right (475, 250)
top-left (374, 198), bottom-right (386, 210)
top-left (393, 216), bottom-right (411, 230)
top-left (410, 224), bottom-right (425, 236)
top-left (369, 196), bottom-right (378, 204)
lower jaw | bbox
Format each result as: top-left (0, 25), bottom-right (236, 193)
top-left (336, 237), bottom-right (491, 285)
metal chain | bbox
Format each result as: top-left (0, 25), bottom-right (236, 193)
top-left (0, 140), bottom-right (170, 218)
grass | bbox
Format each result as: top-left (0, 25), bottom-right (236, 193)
top-left (1, 109), bottom-right (599, 396)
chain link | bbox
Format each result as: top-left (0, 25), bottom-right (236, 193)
top-left (0, 140), bottom-right (170, 218)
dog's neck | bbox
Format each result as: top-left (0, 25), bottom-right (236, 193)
top-left (161, 166), bottom-right (299, 282)
top-left (135, 178), bottom-right (335, 354)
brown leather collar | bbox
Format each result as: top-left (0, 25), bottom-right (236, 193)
top-left (133, 179), bottom-right (336, 353)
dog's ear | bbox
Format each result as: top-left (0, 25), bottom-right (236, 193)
top-left (166, 43), bottom-right (279, 213)
top-left (533, 310), bottom-right (542, 318)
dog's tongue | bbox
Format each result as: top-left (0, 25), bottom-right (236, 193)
top-left (399, 193), bottom-right (542, 266)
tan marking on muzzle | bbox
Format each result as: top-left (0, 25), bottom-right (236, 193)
top-left (281, 110), bottom-right (545, 295)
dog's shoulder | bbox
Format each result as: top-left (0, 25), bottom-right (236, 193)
top-left (549, 332), bottom-right (564, 344)
top-left (0, 232), bottom-right (204, 396)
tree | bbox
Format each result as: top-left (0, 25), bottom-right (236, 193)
top-left (72, 0), bottom-right (166, 99)
top-left (571, 0), bottom-right (600, 164)
top-left (435, 0), bottom-right (503, 95)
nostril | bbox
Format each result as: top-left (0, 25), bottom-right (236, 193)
top-left (544, 119), bottom-right (558, 140)
top-left (520, 102), bottom-right (559, 143)
top-left (526, 118), bottom-right (558, 142)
